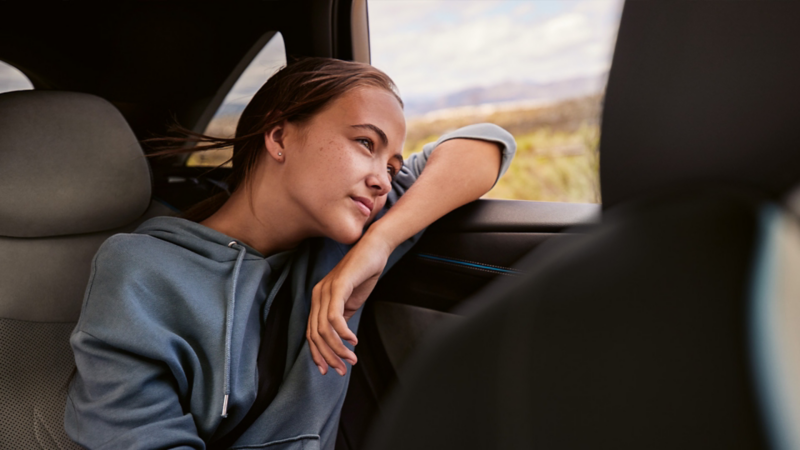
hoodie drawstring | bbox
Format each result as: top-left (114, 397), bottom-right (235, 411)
top-left (222, 241), bottom-right (247, 418)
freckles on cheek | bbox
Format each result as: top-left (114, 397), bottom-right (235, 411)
top-left (324, 141), bottom-right (351, 171)
top-left (320, 140), bottom-right (338, 154)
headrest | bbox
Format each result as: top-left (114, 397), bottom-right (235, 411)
top-left (600, 2), bottom-right (800, 209)
top-left (0, 90), bottom-right (151, 237)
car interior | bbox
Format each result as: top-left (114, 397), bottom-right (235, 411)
top-left (0, 1), bottom-right (797, 449)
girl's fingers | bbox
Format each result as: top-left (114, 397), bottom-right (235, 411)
top-left (308, 286), bottom-right (328, 374)
top-left (308, 263), bottom-right (374, 376)
top-left (314, 281), bottom-right (348, 375)
top-left (329, 283), bottom-right (358, 347)
top-left (318, 282), bottom-right (357, 363)
top-left (314, 335), bottom-right (346, 376)
top-left (310, 284), bottom-right (333, 371)
top-left (307, 336), bottom-right (327, 375)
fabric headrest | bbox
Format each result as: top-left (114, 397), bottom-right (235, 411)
top-left (599, 2), bottom-right (800, 209)
top-left (0, 90), bottom-right (151, 237)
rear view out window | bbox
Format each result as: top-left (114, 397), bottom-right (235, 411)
top-left (187, 32), bottom-right (287, 167)
top-left (369, 0), bottom-right (624, 203)
top-left (0, 60), bottom-right (33, 94)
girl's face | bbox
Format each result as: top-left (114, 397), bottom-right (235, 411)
top-left (266, 87), bottom-right (406, 244)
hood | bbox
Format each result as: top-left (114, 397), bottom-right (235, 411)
top-left (134, 216), bottom-right (267, 262)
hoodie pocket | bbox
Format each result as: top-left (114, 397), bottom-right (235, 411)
top-left (229, 434), bottom-right (320, 450)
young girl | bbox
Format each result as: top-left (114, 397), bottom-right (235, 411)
top-left (65, 58), bottom-right (516, 449)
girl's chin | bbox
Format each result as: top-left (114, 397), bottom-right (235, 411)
top-left (328, 226), bottom-right (364, 245)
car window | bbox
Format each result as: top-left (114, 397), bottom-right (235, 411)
top-left (368, 0), bottom-right (623, 203)
top-left (186, 32), bottom-right (287, 167)
top-left (0, 60), bottom-right (33, 94)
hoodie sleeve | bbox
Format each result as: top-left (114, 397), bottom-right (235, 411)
top-left (65, 237), bottom-right (206, 450)
top-left (384, 122), bottom-right (517, 211)
top-left (379, 123), bottom-right (517, 273)
top-left (66, 332), bottom-right (204, 450)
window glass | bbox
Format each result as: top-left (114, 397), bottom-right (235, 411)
top-left (0, 60), bottom-right (33, 94)
top-left (187, 32), bottom-right (286, 167)
top-left (368, 0), bottom-right (623, 203)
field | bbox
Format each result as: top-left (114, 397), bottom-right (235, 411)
top-left (189, 94), bottom-right (603, 203)
top-left (404, 94), bottom-right (602, 203)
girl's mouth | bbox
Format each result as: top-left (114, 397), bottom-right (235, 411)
top-left (351, 196), bottom-right (373, 217)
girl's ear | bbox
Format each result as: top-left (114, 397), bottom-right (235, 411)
top-left (264, 121), bottom-right (287, 162)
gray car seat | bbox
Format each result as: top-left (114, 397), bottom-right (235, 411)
top-left (0, 90), bottom-right (173, 448)
top-left (365, 2), bottom-right (800, 449)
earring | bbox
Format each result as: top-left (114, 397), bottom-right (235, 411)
top-left (278, 152), bottom-right (283, 156)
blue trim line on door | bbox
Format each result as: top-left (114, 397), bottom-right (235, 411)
top-left (417, 254), bottom-right (522, 275)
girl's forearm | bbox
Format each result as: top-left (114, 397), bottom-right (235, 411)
top-left (364, 138), bottom-right (502, 249)
top-left (306, 138), bottom-right (504, 375)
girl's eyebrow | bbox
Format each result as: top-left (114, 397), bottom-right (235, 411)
top-left (351, 124), bottom-right (388, 146)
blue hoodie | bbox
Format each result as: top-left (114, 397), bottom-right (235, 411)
top-left (65, 124), bottom-right (516, 449)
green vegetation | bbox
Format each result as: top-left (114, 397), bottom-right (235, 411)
top-left (189, 94), bottom-right (603, 204)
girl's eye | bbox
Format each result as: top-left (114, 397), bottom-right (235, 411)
top-left (387, 166), bottom-right (397, 180)
top-left (357, 138), bottom-right (373, 152)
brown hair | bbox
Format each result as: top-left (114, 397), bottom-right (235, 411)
top-left (146, 57), bottom-right (402, 222)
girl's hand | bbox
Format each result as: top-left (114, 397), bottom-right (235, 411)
top-left (306, 231), bottom-right (394, 376)
top-left (306, 137), bottom-right (505, 376)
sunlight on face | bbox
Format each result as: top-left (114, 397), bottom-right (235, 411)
top-left (272, 87), bottom-right (406, 244)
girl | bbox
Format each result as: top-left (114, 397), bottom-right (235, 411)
top-left (65, 57), bottom-right (516, 449)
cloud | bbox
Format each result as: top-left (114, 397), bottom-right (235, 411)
top-left (369, 0), bottom-right (623, 99)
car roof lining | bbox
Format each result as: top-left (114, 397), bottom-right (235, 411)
top-left (0, 0), bottom-right (359, 169)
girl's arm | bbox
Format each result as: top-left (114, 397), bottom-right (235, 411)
top-left (307, 125), bottom-right (515, 376)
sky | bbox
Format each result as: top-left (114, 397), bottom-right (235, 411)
top-left (216, 33), bottom-right (287, 111)
top-left (369, 0), bottom-right (623, 101)
top-left (216, 0), bottom-right (623, 109)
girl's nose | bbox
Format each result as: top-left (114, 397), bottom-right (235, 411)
top-left (366, 171), bottom-right (391, 196)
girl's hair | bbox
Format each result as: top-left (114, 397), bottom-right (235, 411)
top-left (146, 57), bottom-right (402, 222)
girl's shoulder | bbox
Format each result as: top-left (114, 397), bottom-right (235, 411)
top-left (77, 230), bottom-right (230, 338)
top-left (94, 232), bottom-right (181, 272)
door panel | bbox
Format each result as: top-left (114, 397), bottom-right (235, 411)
top-left (427, 198), bottom-right (599, 232)
top-left (372, 301), bottom-right (461, 378)
top-left (371, 199), bottom-right (598, 311)
top-left (336, 199), bottom-right (599, 450)
top-left (374, 231), bottom-right (553, 312)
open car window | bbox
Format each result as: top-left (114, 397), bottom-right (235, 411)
top-left (186, 32), bottom-right (286, 168)
top-left (369, 0), bottom-right (623, 203)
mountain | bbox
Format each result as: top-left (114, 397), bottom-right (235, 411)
top-left (207, 72), bottom-right (609, 121)
top-left (403, 72), bottom-right (607, 117)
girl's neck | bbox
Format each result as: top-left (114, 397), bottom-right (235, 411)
top-left (201, 185), bottom-right (309, 257)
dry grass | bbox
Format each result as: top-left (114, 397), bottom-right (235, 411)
top-left (404, 94), bottom-right (602, 203)
top-left (184, 115), bottom-right (237, 167)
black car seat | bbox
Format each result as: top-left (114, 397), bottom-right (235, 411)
top-left (0, 90), bottom-right (173, 448)
top-left (365, 2), bottom-right (800, 449)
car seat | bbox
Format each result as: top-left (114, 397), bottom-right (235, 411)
top-left (0, 90), bottom-right (173, 448)
top-left (365, 2), bottom-right (800, 449)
